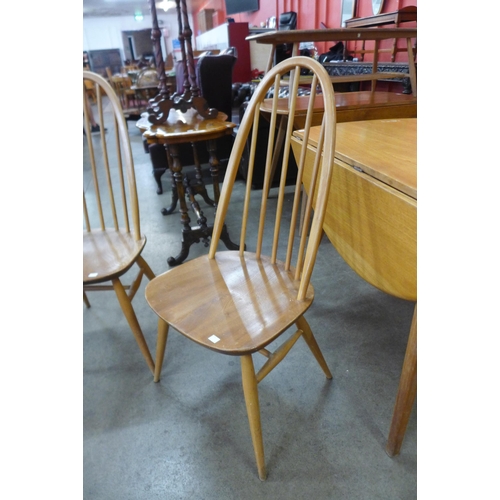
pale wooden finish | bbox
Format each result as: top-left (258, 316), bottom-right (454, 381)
top-left (263, 91), bottom-right (416, 202)
top-left (303, 118), bottom-right (416, 199)
top-left (83, 70), bottom-right (156, 374)
top-left (110, 75), bottom-right (138, 112)
top-left (146, 253), bottom-right (316, 354)
top-left (292, 118), bottom-right (416, 300)
top-left (291, 117), bottom-right (416, 455)
top-left (247, 28), bottom-right (417, 96)
top-left (241, 354), bottom-right (266, 480)
top-left (145, 57), bottom-right (337, 480)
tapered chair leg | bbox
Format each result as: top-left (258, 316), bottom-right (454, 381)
top-left (136, 255), bottom-right (156, 281)
top-left (112, 278), bottom-right (155, 374)
top-left (83, 292), bottom-right (91, 308)
top-left (241, 354), bottom-right (267, 481)
top-left (154, 319), bottom-right (169, 382)
top-left (296, 315), bottom-right (332, 379)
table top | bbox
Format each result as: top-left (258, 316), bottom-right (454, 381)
top-left (261, 92), bottom-right (416, 115)
top-left (295, 118), bottom-right (416, 199)
top-left (136, 110), bottom-right (235, 144)
top-left (247, 28), bottom-right (417, 45)
top-left (345, 6), bottom-right (417, 29)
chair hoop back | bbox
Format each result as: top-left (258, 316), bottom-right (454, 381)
top-left (209, 56), bottom-right (337, 300)
top-left (83, 70), bottom-right (156, 373)
top-left (83, 70), bottom-right (141, 241)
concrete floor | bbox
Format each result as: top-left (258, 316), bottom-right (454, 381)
top-left (83, 108), bottom-right (416, 499)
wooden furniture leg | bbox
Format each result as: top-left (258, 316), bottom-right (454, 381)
top-left (161, 146), bottom-right (180, 215)
top-left (111, 278), bottom-right (155, 374)
top-left (136, 255), bottom-right (156, 281)
top-left (296, 315), bottom-right (333, 378)
top-left (386, 303), bottom-right (417, 456)
top-left (184, 148), bottom-right (209, 230)
top-left (406, 37), bottom-right (417, 97)
top-left (241, 354), bottom-right (267, 481)
top-left (153, 318), bottom-right (169, 382)
top-left (165, 141), bottom-right (239, 266)
top-left (191, 142), bottom-right (216, 207)
top-left (371, 40), bottom-right (380, 93)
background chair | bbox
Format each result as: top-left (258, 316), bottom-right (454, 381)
top-left (275, 11), bottom-right (298, 65)
top-left (195, 52), bottom-right (236, 121)
top-left (145, 56), bottom-right (337, 480)
top-left (84, 79), bottom-right (97, 104)
top-left (83, 70), bottom-right (156, 374)
top-left (110, 75), bottom-right (138, 111)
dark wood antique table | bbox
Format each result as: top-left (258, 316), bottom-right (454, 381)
top-left (137, 110), bottom-right (239, 266)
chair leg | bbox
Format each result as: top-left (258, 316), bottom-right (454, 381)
top-left (296, 315), bottom-right (332, 379)
top-left (153, 318), bottom-right (169, 382)
top-left (112, 278), bottom-right (155, 374)
top-left (83, 292), bottom-right (91, 308)
top-left (136, 255), bottom-right (156, 281)
top-left (241, 354), bottom-right (267, 481)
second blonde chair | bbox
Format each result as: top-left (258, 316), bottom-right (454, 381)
top-left (145, 57), bottom-right (337, 479)
top-left (83, 70), bottom-right (156, 374)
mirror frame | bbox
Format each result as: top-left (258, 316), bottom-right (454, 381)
top-left (372, 0), bottom-right (385, 15)
top-left (340, 0), bottom-right (357, 27)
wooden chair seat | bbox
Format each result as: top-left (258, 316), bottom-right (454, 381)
top-left (146, 252), bottom-right (314, 354)
top-left (83, 230), bottom-right (146, 284)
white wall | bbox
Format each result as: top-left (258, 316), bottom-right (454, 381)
top-left (83, 13), bottom-right (192, 60)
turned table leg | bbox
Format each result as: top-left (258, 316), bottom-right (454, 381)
top-left (161, 146), bottom-right (179, 215)
top-left (166, 143), bottom-right (194, 266)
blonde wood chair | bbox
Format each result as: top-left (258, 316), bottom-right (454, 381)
top-left (83, 70), bottom-right (156, 374)
top-left (84, 79), bottom-right (97, 104)
top-left (145, 56), bottom-right (337, 480)
top-left (110, 75), bottom-right (138, 111)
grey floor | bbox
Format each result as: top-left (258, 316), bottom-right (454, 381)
top-left (83, 107), bottom-right (417, 499)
